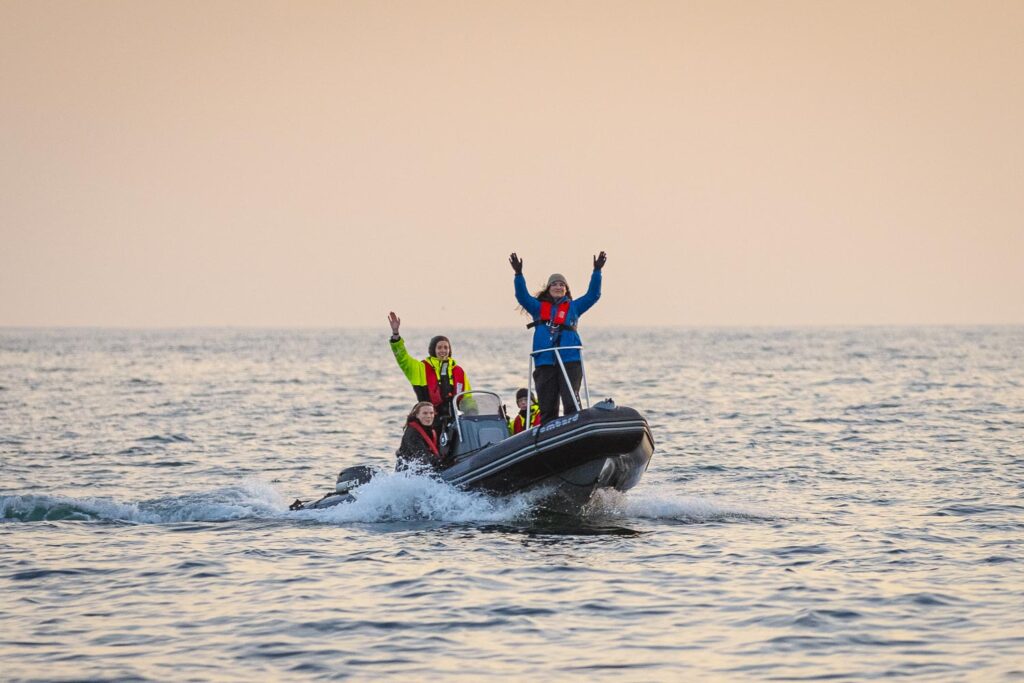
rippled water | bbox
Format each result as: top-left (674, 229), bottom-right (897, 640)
top-left (2, 327), bottom-right (1023, 681)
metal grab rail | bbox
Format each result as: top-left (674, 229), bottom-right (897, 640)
top-left (527, 344), bottom-right (590, 414)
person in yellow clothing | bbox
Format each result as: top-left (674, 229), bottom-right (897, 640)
top-left (509, 388), bottom-right (541, 434)
top-left (387, 312), bottom-right (471, 424)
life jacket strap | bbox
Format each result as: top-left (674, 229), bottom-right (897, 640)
top-left (526, 320), bottom-right (576, 331)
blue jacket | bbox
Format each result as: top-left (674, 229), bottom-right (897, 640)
top-left (514, 270), bottom-right (602, 366)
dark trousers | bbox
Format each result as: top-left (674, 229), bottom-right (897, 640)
top-left (533, 362), bottom-right (583, 425)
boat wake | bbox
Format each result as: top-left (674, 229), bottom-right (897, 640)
top-left (0, 480), bottom-right (286, 523)
top-left (2, 476), bottom-right (772, 526)
top-left (292, 468), bottom-right (539, 524)
top-left (0, 474), bottom-right (538, 525)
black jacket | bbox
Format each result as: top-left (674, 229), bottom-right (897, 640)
top-left (395, 420), bottom-right (446, 472)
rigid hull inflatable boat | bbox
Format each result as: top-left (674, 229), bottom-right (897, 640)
top-left (291, 392), bottom-right (654, 512)
top-left (290, 346), bottom-right (655, 512)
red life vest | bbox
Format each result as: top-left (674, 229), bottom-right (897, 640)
top-left (423, 359), bottom-right (465, 409)
top-left (511, 406), bottom-right (541, 434)
top-left (408, 420), bottom-right (440, 457)
top-left (539, 300), bottom-right (572, 327)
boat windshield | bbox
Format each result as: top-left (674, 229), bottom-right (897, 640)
top-left (455, 391), bottom-right (502, 417)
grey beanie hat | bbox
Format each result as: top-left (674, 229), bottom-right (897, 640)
top-left (546, 273), bottom-right (568, 288)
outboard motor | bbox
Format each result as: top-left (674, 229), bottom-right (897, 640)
top-left (335, 465), bottom-right (378, 494)
top-left (289, 465), bottom-right (381, 511)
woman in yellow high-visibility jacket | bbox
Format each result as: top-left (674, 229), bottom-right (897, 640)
top-left (387, 311), bottom-right (471, 424)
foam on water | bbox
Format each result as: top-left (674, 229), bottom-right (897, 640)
top-left (293, 468), bottom-right (542, 524)
top-left (2, 477), bottom-right (768, 526)
top-left (0, 479), bottom-right (286, 523)
top-left (585, 487), bottom-right (777, 522)
top-left (1, 493), bottom-right (153, 523)
top-left (144, 479), bottom-right (287, 522)
top-left (0, 473), bottom-right (540, 525)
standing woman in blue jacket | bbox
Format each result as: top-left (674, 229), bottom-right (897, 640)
top-left (509, 251), bottom-right (607, 425)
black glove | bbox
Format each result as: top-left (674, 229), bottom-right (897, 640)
top-left (509, 252), bottom-right (523, 275)
top-left (593, 251), bottom-right (607, 271)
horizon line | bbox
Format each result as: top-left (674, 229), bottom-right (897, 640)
top-left (2, 322), bottom-right (1022, 331)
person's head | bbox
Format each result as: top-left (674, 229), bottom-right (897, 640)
top-left (515, 387), bottom-right (534, 410)
top-left (429, 335), bottom-right (451, 360)
top-left (407, 401), bottom-right (435, 426)
top-left (535, 274), bottom-right (572, 302)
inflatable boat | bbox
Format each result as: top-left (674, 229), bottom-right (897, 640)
top-left (290, 346), bottom-right (655, 512)
top-left (290, 391), bottom-right (653, 512)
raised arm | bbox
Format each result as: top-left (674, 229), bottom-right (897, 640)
top-left (388, 311), bottom-right (426, 384)
top-left (574, 251), bottom-right (606, 315)
top-left (510, 252), bottom-right (541, 316)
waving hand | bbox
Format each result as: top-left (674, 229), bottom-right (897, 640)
top-left (509, 252), bottom-right (523, 275)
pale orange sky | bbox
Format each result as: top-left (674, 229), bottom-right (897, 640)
top-left (2, 0), bottom-right (1022, 327)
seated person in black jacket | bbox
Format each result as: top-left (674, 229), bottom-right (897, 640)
top-left (396, 401), bottom-right (449, 472)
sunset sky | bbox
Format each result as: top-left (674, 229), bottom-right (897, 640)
top-left (2, 0), bottom-right (1022, 328)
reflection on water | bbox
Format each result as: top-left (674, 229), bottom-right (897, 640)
top-left (479, 520), bottom-right (644, 538)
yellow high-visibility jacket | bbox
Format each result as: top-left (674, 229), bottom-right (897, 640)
top-left (390, 337), bottom-right (471, 409)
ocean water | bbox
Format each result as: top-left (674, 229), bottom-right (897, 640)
top-left (2, 326), bottom-right (1023, 681)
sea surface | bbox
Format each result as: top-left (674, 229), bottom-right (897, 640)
top-left (2, 327), bottom-right (1023, 681)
